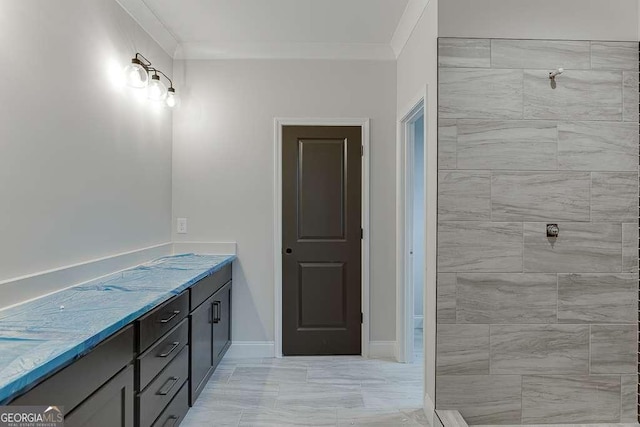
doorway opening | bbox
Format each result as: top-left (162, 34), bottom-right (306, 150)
top-left (397, 95), bottom-right (427, 366)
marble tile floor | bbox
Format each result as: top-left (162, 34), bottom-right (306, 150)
top-left (182, 354), bottom-right (426, 427)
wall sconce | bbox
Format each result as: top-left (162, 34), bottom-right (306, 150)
top-left (123, 53), bottom-right (179, 108)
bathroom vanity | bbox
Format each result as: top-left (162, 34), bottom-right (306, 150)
top-left (0, 254), bottom-right (235, 427)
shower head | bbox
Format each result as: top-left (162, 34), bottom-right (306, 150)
top-left (549, 68), bottom-right (564, 79)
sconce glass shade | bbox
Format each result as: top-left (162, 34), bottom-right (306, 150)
top-left (166, 88), bottom-right (180, 108)
top-left (148, 74), bottom-right (167, 101)
top-left (123, 61), bottom-right (149, 88)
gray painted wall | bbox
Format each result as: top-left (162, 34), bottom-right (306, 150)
top-left (436, 38), bottom-right (639, 424)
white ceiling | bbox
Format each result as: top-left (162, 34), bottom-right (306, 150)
top-left (117, 0), bottom-right (427, 60)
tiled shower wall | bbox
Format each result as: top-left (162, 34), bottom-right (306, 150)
top-left (435, 38), bottom-right (640, 425)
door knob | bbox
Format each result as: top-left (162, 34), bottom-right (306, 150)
top-left (285, 248), bottom-right (293, 254)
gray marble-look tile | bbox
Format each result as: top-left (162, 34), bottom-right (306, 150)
top-left (437, 273), bottom-right (456, 324)
top-left (590, 324), bottom-right (637, 374)
top-left (439, 38), bottom-right (491, 68)
top-left (456, 120), bottom-right (557, 170)
top-left (557, 273), bottom-right (637, 323)
top-left (197, 381), bottom-right (279, 410)
top-left (558, 121), bottom-right (638, 171)
top-left (622, 223), bottom-right (639, 273)
top-left (591, 172), bottom-right (638, 222)
top-left (492, 172), bottom-right (590, 222)
top-left (276, 383), bottom-right (364, 410)
top-left (591, 41), bottom-right (639, 70)
top-left (361, 383), bottom-right (423, 410)
top-left (439, 171), bottom-right (491, 221)
top-left (337, 408), bottom-right (424, 426)
top-left (491, 39), bottom-right (591, 69)
top-left (456, 273), bottom-right (557, 324)
top-left (182, 408), bottom-right (244, 427)
top-left (239, 408), bottom-right (338, 426)
top-left (439, 69), bottom-right (524, 119)
top-left (524, 70), bottom-right (623, 121)
top-left (306, 364), bottom-right (385, 386)
top-left (623, 71), bottom-right (639, 122)
top-left (438, 222), bottom-right (523, 273)
top-left (437, 324), bottom-right (489, 375)
top-left (522, 375), bottom-right (621, 424)
top-left (438, 119), bottom-right (457, 170)
top-left (436, 375), bottom-right (522, 425)
top-left (621, 375), bottom-right (637, 423)
top-left (523, 223), bottom-right (622, 273)
top-left (228, 365), bottom-right (308, 384)
top-left (490, 325), bottom-right (589, 375)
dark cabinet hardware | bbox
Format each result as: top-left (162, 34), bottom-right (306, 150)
top-left (285, 248), bottom-right (292, 254)
top-left (162, 415), bottom-right (180, 427)
top-left (158, 341), bottom-right (180, 358)
top-left (158, 310), bottom-right (181, 324)
top-left (213, 301), bottom-right (221, 323)
top-left (157, 376), bottom-right (180, 396)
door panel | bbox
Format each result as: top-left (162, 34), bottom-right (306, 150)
top-left (282, 126), bottom-right (362, 356)
top-left (212, 282), bottom-right (232, 364)
top-left (189, 297), bottom-right (213, 404)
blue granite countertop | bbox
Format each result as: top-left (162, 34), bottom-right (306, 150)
top-left (0, 253), bottom-right (235, 403)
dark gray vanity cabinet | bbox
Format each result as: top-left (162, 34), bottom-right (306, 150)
top-left (189, 264), bottom-right (232, 405)
top-left (11, 325), bottom-right (135, 427)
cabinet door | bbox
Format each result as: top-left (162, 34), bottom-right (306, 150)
top-left (212, 281), bottom-right (232, 366)
top-left (64, 365), bottom-right (134, 427)
top-left (189, 296), bottom-right (214, 405)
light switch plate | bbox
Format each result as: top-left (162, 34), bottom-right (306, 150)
top-left (177, 218), bottom-right (188, 234)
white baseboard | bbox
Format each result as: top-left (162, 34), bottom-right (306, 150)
top-left (414, 315), bottom-right (424, 329)
top-left (226, 341), bottom-right (275, 358)
top-left (172, 241), bottom-right (237, 255)
top-left (369, 341), bottom-right (397, 359)
top-left (425, 394), bottom-right (437, 427)
top-left (0, 242), bottom-right (173, 310)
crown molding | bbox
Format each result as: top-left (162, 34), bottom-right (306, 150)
top-left (174, 42), bottom-right (396, 61)
top-left (391, 0), bottom-right (430, 58)
top-left (115, 0), bottom-right (179, 57)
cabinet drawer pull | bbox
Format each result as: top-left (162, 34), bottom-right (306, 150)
top-left (213, 301), bottom-right (221, 323)
top-left (158, 310), bottom-right (181, 324)
top-left (162, 415), bottom-right (180, 427)
top-left (158, 341), bottom-right (180, 358)
top-left (157, 376), bottom-right (180, 395)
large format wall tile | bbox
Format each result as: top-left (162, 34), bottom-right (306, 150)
top-left (621, 375), bottom-right (637, 422)
top-left (558, 121), bottom-right (638, 171)
top-left (438, 222), bottom-right (523, 272)
top-left (523, 223), bottom-right (622, 273)
top-left (436, 375), bottom-right (522, 425)
top-left (524, 70), bottom-right (623, 121)
top-left (439, 38), bottom-right (491, 68)
top-left (437, 325), bottom-right (489, 375)
top-left (492, 172), bottom-right (590, 221)
top-left (590, 324), bottom-right (637, 374)
top-left (438, 171), bottom-right (491, 221)
top-left (557, 273), bottom-right (637, 323)
top-left (623, 71), bottom-right (639, 122)
top-left (491, 39), bottom-right (590, 69)
top-left (456, 120), bottom-right (557, 170)
top-left (622, 222), bottom-right (639, 272)
top-left (522, 375), bottom-right (621, 424)
top-left (591, 172), bottom-right (637, 222)
top-left (439, 69), bottom-right (524, 119)
top-left (591, 41), bottom-right (639, 70)
top-left (436, 273), bottom-right (456, 323)
top-left (456, 273), bottom-right (557, 324)
top-left (490, 325), bottom-right (589, 375)
top-left (438, 119), bottom-right (457, 169)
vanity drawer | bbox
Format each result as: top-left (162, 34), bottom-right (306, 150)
top-left (190, 264), bottom-right (231, 311)
top-left (137, 319), bottom-right (189, 390)
top-left (151, 381), bottom-right (188, 427)
top-left (138, 292), bottom-right (189, 352)
top-left (138, 346), bottom-right (189, 427)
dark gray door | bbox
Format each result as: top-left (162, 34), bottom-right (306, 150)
top-left (282, 125), bottom-right (362, 356)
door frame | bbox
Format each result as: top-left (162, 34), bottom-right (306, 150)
top-left (273, 117), bottom-right (371, 358)
top-left (396, 87), bottom-right (428, 364)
